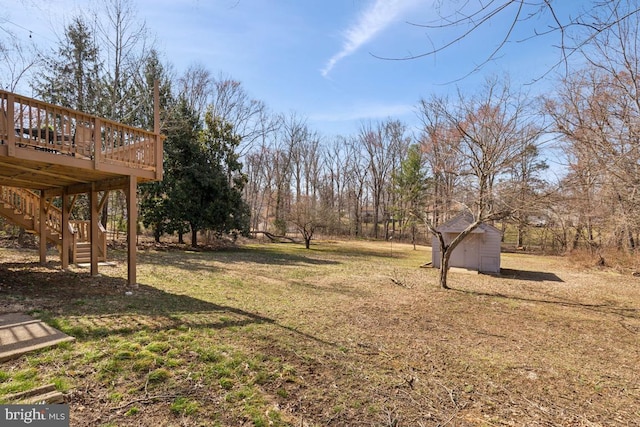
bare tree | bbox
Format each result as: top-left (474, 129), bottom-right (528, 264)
top-left (382, 120), bottom-right (411, 240)
top-left (417, 98), bottom-right (465, 227)
top-left (321, 137), bottom-right (351, 234)
top-left (344, 136), bottom-right (369, 237)
top-left (359, 119), bottom-right (409, 238)
top-left (501, 141), bottom-right (549, 248)
top-left (273, 113), bottom-right (326, 241)
top-left (284, 114), bottom-right (310, 203)
top-left (383, 1), bottom-right (640, 80)
top-left (176, 64), bottom-right (213, 118)
top-left (548, 68), bottom-right (640, 252)
top-left (419, 76), bottom-right (542, 288)
top-left (243, 109), bottom-right (282, 232)
top-left (95, 0), bottom-right (153, 123)
top-left (210, 75), bottom-right (278, 156)
top-left (543, 1), bottom-right (640, 253)
top-left (244, 144), bottom-right (272, 232)
top-left (288, 195), bottom-right (333, 249)
top-left (0, 28), bottom-right (37, 92)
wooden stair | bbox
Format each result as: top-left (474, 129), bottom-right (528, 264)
top-left (0, 200), bottom-right (60, 245)
top-left (0, 185), bottom-right (106, 264)
top-left (74, 241), bottom-right (91, 264)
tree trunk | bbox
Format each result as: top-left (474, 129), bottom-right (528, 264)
top-left (439, 246), bottom-right (450, 289)
top-left (154, 226), bottom-right (161, 243)
top-left (432, 219), bottom-right (482, 290)
top-left (516, 224), bottom-right (524, 248)
top-left (101, 197), bottom-right (109, 230)
top-left (411, 224), bottom-right (416, 250)
top-left (178, 230), bottom-right (184, 244)
top-left (572, 225), bottom-right (582, 250)
top-left (190, 226), bottom-right (198, 247)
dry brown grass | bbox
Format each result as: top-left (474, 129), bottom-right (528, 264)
top-left (0, 240), bottom-right (638, 426)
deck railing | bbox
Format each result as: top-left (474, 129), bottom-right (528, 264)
top-left (0, 186), bottom-right (104, 254)
top-left (0, 90), bottom-right (162, 178)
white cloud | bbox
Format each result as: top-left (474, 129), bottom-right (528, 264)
top-left (321, 0), bottom-right (420, 77)
top-left (310, 102), bottom-right (414, 123)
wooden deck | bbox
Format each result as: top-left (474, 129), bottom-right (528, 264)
top-left (0, 89), bottom-right (162, 190)
top-left (0, 88), bottom-right (163, 285)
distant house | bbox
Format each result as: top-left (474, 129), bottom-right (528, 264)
top-left (431, 212), bottom-right (502, 273)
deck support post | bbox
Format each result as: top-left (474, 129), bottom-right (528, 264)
top-left (126, 175), bottom-right (137, 286)
top-left (90, 183), bottom-right (99, 276)
top-left (153, 80), bottom-right (163, 180)
top-left (39, 190), bottom-right (47, 265)
top-left (61, 188), bottom-right (70, 269)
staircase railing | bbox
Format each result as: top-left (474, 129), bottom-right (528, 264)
top-left (0, 186), bottom-right (62, 239)
top-left (70, 220), bottom-right (107, 260)
top-left (0, 185), bottom-right (106, 261)
top-left (1, 185), bottom-right (39, 224)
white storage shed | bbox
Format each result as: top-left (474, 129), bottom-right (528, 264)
top-left (431, 212), bottom-right (502, 273)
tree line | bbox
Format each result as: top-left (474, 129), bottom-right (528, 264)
top-left (3, 0), bottom-right (640, 265)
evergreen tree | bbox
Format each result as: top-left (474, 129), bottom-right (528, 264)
top-left (33, 16), bottom-right (102, 114)
top-left (138, 51), bottom-right (174, 242)
top-left (162, 98), bottom-right (203, 245)
top-left (198, 110), bottom-right (250, 240)
top-left (140, 98), bottom-right (249, 246)
top-left (393, 144), bottom-right (429, 248)
top-left (132, 49), bottom-right (173, 130)
top-left (139, 180), bottom-right (168, 243)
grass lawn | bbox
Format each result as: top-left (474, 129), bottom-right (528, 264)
top-left (0, 239), bottom-right (638, 426)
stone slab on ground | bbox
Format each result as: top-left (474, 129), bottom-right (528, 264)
top-left (449, 267), bottom-right (480, 275)
top-left (0, 312), bottom-right (75, 362)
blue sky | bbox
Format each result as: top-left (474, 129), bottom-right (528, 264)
top-left (2, 0), bottom-right (579, 138)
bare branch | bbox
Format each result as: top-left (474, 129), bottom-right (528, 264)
top-left (373, 1), bottom-right (640, 81)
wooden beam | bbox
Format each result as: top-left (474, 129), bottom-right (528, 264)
top-left (13, 147), bottom-right (93, 169)
top-left (0, 175), bottom-right (59, 190)
top-left (43, 177), bottom-right (130, 198)
top-left (154, 80), bottom-right (160, 136)
top-left (61, 188), bottom-right (70, 269)
top-left (90, 183), bottom-right (99, 276)
top-left (126, 175), bottom-right (137, 286)
top-left (39, 190), bottom-right (46, 265)
top-left (0, 162), bottom-right (86, 183)
top-left (95, 161), bottom-right (156, 180)
top-left (154, 80), bottom-right (163, 181)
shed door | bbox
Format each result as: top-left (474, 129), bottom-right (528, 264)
top-left (449, 233), bottom-right (480, 270)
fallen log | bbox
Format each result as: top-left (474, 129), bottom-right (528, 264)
top-left (249, 230), bottom-right (298, 243)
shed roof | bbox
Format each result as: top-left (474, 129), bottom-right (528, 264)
top-left (436, 212), bottom-right (502, 234)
